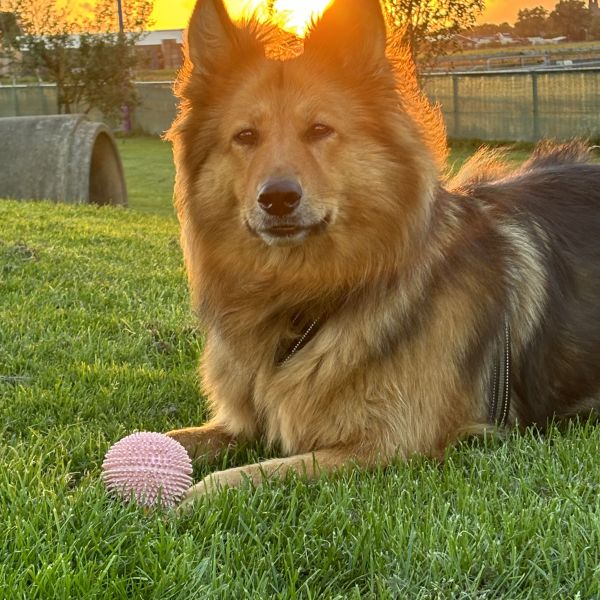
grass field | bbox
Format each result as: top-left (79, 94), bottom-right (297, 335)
top-left (117, 137), bottom-right (176, 217)
top-left (1, 137), bottom-right (599, 598)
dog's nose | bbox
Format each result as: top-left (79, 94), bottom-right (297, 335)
top-left (257, 179), bottom-right (302, 216)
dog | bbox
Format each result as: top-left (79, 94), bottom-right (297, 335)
top-left (166, 0), bottom-right (600, 505)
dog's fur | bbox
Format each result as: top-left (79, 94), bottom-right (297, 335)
top-left (166, 0), bottom-right (600, 503)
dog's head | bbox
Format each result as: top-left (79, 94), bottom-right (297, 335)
top-left (169, 0), bottom-right (443, 287)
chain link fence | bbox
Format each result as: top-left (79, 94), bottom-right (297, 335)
top-left (0, 81), bottom-right (177, 136)
top-left (423, 67), bottom-right (600, 141)
top-left (1, 69), bottom-right (600, 141)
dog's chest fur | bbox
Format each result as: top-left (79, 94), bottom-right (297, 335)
top-left (211, 260), bottom-right (498, 456)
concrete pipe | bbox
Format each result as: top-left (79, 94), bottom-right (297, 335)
top-left (0, 114), bottom-right (127, 206)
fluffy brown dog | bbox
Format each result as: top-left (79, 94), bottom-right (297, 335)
top-left (166, 0), bottom-right (600, 504)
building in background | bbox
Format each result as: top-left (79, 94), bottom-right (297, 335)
top-left (135, 29), bottom-right (183, 71)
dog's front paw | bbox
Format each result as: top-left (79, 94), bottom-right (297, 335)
top-left (165, 427), bottom-right (203, 458)
top-left (176, 467), bottom-right (258, 512)
top-left (165, 423), bottom-right (235, 460)
top-left (176, 475), bottom-right (225, 512)
top-left (176, 482), bottom-right (208, 512)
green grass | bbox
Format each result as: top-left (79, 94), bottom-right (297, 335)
top-left (117, 136), bottom-right (176, 217)
top-left (1, 137), bottom-right (599, 598)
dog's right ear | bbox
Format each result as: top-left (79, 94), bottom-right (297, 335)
top-left (186, 0), bottom-right (263, 75)
top-left (304, 0), bottom-right (387, 69)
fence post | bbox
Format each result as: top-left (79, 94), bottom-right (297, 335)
top-left (452, 74), bottom-right (460, 138)
top-left (39, 84), bottom-right (49, 114)
top-left (12, 85), bottom-right (19, 116)
top-left (531, 72), bottom-right (540, 141)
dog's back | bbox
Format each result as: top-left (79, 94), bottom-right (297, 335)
top-left (452, 142), bottom-right (600, 423)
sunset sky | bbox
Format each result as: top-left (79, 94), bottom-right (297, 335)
top-left (482, 0), bottom-right (556, 24)
top-left (148, 0), bottom-right (559, 30)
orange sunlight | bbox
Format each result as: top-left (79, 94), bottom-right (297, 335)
top-left (77, 1), bottom-right (559, 32)
top-left (224, 0), bottom-right (333, 36)
top-left (480, 0), bottom-right (556, 24)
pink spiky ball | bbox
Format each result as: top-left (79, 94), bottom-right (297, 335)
top-left (102, 432), bottom-right (193, 509)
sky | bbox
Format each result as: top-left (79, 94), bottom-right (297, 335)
top-left (107, 0), bottom-right (562, 32)
top-left (482, 0), bottom-right (556, 24)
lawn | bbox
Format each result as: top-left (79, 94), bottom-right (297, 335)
top-left (1, 137), bottom-right (599, 599)
top-left (116, 136), bottom-right (176, 217)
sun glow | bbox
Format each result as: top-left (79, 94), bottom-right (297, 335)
top-left (224, 0), bottom-right (333, 36)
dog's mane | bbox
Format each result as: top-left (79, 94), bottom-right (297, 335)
top-left (446, 147), bottom-right (513, 191)
top-left (447, 140), bottom-right (596, 194)
top-left (521, 139), bottom-right (593, 170)
top-left (385, 32), bottom-right (449, 170)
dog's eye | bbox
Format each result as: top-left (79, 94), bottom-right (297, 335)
top-left (234, 129), bottom-right (259, 146)
top-left (306, 123), bottom-right (334, 141)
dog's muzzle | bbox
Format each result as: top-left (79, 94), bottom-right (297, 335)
top-left (247, 178), bottom-right (330, 246)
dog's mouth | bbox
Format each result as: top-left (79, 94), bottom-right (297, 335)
top-left (265, 221), bottom-right (327, 236)
top-left (247, 215), bottom-right (331, 246)
top-left (266, 224), bottom-right (306, 236)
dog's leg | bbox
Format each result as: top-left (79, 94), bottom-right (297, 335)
top-left (179, 444), bottom-right (376, 507)
top-left (166, 420), bottom-right (236, 459)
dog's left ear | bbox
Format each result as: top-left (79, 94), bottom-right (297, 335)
top-left (186, 0), bottom-right (263, 76)
top-left (304, 0), bottom-right (387, 68)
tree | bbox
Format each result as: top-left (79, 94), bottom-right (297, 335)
top-left (547, 0), bottom-right (590, 40)
top-left (470, 22), bottom-right (514, 37)
top-left (589, 15), bottom-right (600, 40)
top-left (383, 0), bottom-right (486, 67)
top-left (0, 10), bottom-right (21, 79)
top-left (0, 10), bottom-right (19, 41)
top-left (514, 6), bottom-right (549, 38)
top-left (0, 0), bottom-right (153, 123)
